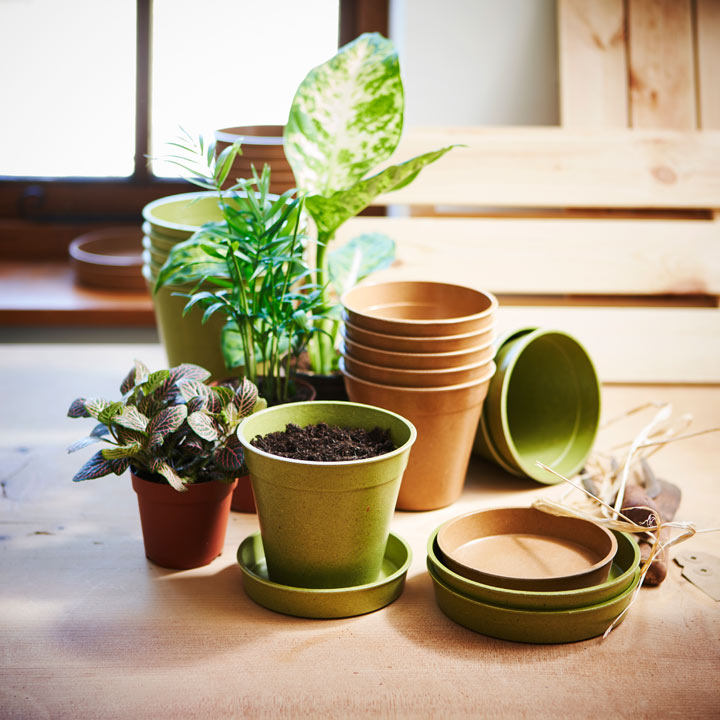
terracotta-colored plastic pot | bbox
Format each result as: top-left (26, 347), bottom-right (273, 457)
top-left (341, 352), bottom-right (493, 388)
top-left (341, 361), bottom-right (496, 511)
top-left (341, 281), bottom-right (497, 337)
top-left (237, 401), bottom-right (416, 588)
top-left (343, 318), bottom-right (495, 354)
top-left (341, 331), bottom-right (495, 370)
top-left (131, 473), bottom-right (237, 570)
top-left (230, 474), bottom-right (256, 513)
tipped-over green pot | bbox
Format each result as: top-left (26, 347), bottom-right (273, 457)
top-left (237, 401), bottom-right (416, 589)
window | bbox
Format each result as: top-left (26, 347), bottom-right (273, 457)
top-left (0, 0), bottom-right (387, 246)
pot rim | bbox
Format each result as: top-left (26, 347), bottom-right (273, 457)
top-left (237, 400), bottom-right (417, 468)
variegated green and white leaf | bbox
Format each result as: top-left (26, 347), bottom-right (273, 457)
top-left (306, 145), bottom-right (457, 240)
top-left (114, 406), bottom-right (149, 432)
top-left (328, 232), bottom-right (395, 298)
top-left (284, 32), bottom-right (404, 195)
top-left (178, 379), bottom-right (211, 403)
top-left (187, 411), bottom-right (218, 441)
top-left (235, 377), bottom-right (259, 417)
top-left (156, 463), bottom-right (187, 492)
top-left (83, 398), bottom-right (113, 420)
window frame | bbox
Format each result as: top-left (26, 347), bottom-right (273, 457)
top-left (0, 0), bottom-right (387, 247)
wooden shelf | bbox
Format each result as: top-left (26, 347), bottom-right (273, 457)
top-left (0, 261), bottom-right (155, 326)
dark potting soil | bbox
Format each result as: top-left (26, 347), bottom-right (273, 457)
top-left (251, 423), bottom-right (396, 462)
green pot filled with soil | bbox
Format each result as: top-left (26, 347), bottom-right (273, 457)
top-left (237, 401), bottom-right (416, 589)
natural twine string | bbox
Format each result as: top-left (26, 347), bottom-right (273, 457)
top-left (529, 402), bottom-right (720, 639)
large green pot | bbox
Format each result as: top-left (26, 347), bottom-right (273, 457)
top-left (142, 191), bottom-right (224, 239)
top-left (142, 264), bottom-right (236, 381)
top-left (237, 401), bottom-right (416, 589)
top-left (474, 328), bottom-right (601, 483)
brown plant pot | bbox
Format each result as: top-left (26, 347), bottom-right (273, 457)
top-left (131, 473), bottom-right (237, 570)
top-left (230, 474), bottom-right (256, 513)
top-left (341, 362), bottom-right (496, 511)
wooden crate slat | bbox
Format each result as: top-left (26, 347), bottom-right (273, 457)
top-left (627, 0), bottom-right (697, 129)
top-left (494, 305), bottom-right (720, 383)
top-left (696, 0), bottom-right (720, 129)
top-left (375, 128), bottom-right (720, 208)
top-left (558, 0), bottom-right (628, 127)
top-left (340, 215), bottom-right (720, 295)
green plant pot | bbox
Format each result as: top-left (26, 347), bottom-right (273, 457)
top-left (142, 264), bottom-right (238, 381)
top-left (142, 191), bottom-right (224, 239)
top-left (474, 328), bottom-right (601, 483)
top-left (237, 401), bottom-right (416, 589)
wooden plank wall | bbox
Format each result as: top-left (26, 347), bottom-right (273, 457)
top-left (339, 0), bottom-right (720, 383)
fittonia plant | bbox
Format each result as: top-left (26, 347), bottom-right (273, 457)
top-left (284, 32), bottom-right (457, 374)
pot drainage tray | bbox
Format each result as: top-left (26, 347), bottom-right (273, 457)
top-left (237, 531), bottom-right (411, 619)
top-left (428, 565), bottom-right (640, 644)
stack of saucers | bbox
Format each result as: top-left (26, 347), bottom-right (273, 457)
top-left (339, 280), bottom-right (497, 511)
top-left (427, 507), bottom-right (642, 644)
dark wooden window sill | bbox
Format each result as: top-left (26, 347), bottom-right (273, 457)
top-left (0, 261), bottom-right (155, 327)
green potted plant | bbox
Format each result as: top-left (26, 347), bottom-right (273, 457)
top-left (154, 132), bottom-right (326, 407)
top-left (283, 32), bottom-right (457, 390)
top-left (67, 360), bottom-right (265, 569)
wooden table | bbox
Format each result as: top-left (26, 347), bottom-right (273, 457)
top-left (1, 344), bottom-right (718, 719)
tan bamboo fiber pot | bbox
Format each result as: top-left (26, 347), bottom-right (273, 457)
top-left (341, 361), bottom-right (496, 511)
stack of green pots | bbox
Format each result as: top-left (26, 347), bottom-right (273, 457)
top-left (141, 191), bottom-right (235, 380)
top-left (473, 328), bottom-right (601, 483)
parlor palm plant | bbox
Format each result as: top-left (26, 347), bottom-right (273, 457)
top-left (154, 132), bottom-right (327, 405)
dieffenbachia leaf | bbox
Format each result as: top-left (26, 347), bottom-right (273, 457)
top-left (306, 145), bottom-right (456, 240)
top-left (72, 450), bottom-right (114, 481)
top-left (120, 359), bottom-right (149, 394)
top-left (101, 442), bottom-right (141, 459)
top-left (327, 232), bottom-right (395, 298)
top-left (156, 462), bottom-right (187, 492)
top-left (114, 406), bottom-right (149, 432)
top-left (284, 32), bottom-right (404, 195)
top-left (146, 405), bottom-right (187, 439)
top-left (187, 411), bottom-right (218, 441)
top-left (67, 397), bottom-right (90, 418)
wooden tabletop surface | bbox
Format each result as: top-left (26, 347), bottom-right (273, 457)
top-left (1, 344), bottom-right (718, 719)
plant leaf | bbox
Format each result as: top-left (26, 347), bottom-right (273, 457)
top-left (72, 450), bottom-right (114, 481)
top-left (142, 369), bottom-right (171, 395)
top-left (306, 145), bottom-right (457, 240)
top-left (67, 397), bottom-right (90, 418)
top-left (214, 437), bottom-right (245, 472)
top-left (66, 435), bottom-right (105, 454)
top-left (235, 378), bottom-right (259, 417)
top-left (101, 442), bottom-right (141, 459)
top-left (156, 462), bottom-right (187, 492)
top-left (284, 32), bottom-right (404, 195)
top-left (327, 232), bottom-right (395, 297)
top-left (146, 405), bottom-right (188, 438)
top-left (187, 411), bottom-right (218, 441)
top-left (120, 359), bottom-right (149, 394)
top-left (83, 398), bottom-right (112, 420)
top-left (114, 406), bottom-right (149, 432)
top-left (178, 379), bottom-right (211, 403)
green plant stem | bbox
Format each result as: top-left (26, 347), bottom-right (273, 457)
top-left (310, 232), bottom-right (339, 374)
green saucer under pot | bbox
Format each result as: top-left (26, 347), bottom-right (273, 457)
top-left (426, 525), bottom-right (640, 611)
top-left (475, 328), bottom-right (601, 483)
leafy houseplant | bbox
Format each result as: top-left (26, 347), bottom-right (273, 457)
top-left (284, 32), bottom-right (457, 375)
top-left (67, 360), bottom-right (265, 569)
top-left (153, 132), bottom-right (326, 406)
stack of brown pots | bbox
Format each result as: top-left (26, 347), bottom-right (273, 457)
top-left (340, 281), bottom-right (497, 511)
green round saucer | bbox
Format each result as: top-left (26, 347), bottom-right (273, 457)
top-left (427, 526), bottom-right (640, 610)
top-left (237, 531), bottom-right (412, 619)
top-left (429, 564), bottom-right (640, 644)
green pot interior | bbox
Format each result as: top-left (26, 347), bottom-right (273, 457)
top-left (143, 193), bottom-right (224, 236)
top-left (239, 400), bottom-right (415, 457)
top-left (500, 331), bottom-right (601, 480)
